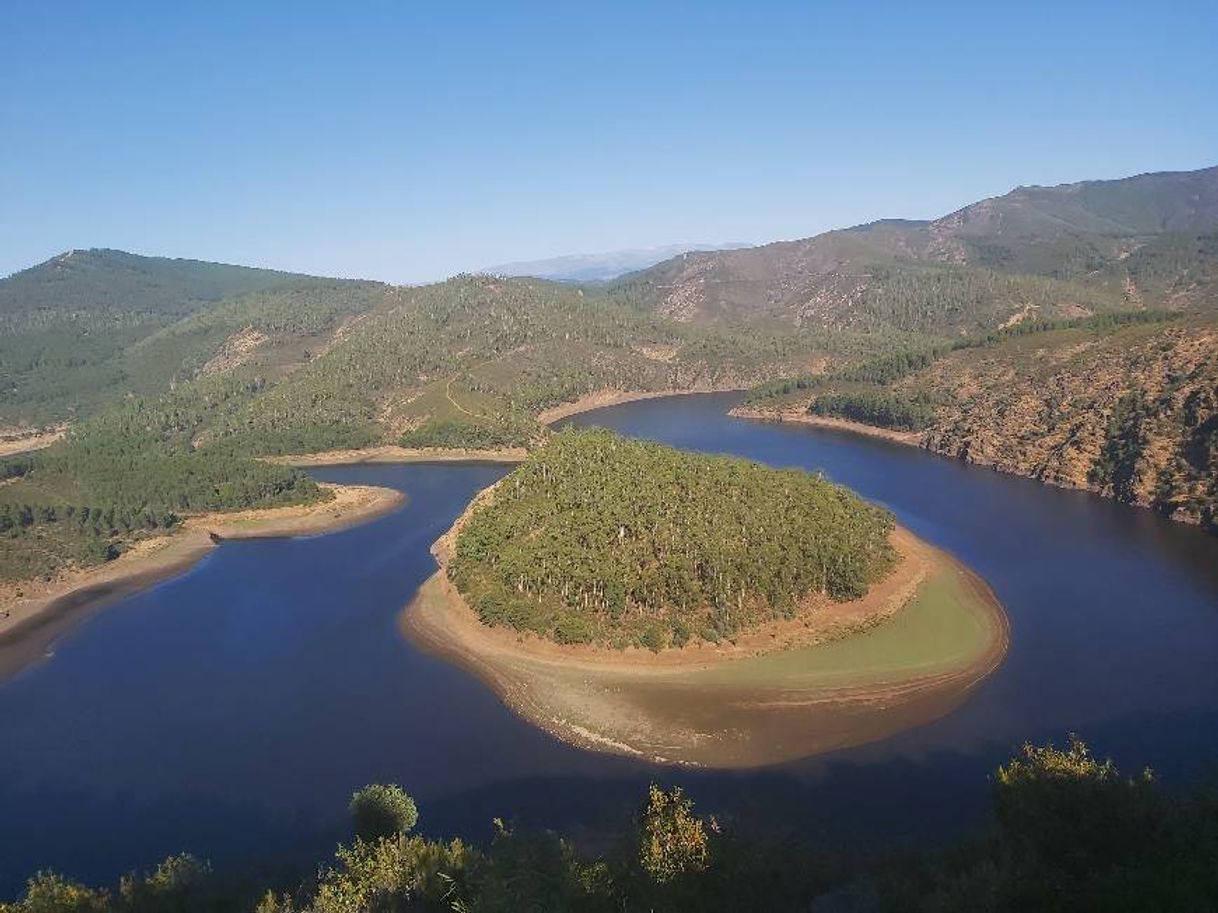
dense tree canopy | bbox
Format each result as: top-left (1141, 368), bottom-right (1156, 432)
top-left (450, 429), bottom-right (895, 649)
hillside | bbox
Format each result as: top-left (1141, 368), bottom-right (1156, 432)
top-left (743, 312), bottom-right (1218, 531)
top-left (448, 429), bottom-right (895, 649)
top-left (613, 166), bottom-right (1218, 330)
top-left (3, 164), bottom-right (1216, 582)
top-left (0, 272), bottom-right (841, 582)
top-left (0, 249), bottom-right (381, 426)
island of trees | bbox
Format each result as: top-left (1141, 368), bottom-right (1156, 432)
top-left (449, 429), bottom-right (896, 650)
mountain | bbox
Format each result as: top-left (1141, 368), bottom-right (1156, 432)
top-left (0, 247), bottom-right (380, 426)
top-left (484, 243), bottom-right (749, 283)
top-left (934, 166), bottom-right (1218, 237)
top-left (0, 269), bottom-right (837, 580)
top-left (0, 248), bottom-right (313, 316)
top-left (0, 249), bottom-right (388, 426)
top-left (613, 166), bottom-right (1218, 329)
top-left (2, 163), bottom-right (1216, 582)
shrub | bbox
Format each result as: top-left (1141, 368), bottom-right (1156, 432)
top-left (349, 784), bottom-right (419, 842)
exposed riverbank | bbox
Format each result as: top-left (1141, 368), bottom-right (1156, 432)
top-left (537, 386), bottom-right (745, 425)
top-left (262, 387), bottom-right (745, 467)
top-left (729, 405), bottom-right (926, 446)
top-left (264, 445), bottom-right (528, 467)
top-left (402, 481), bottom-right (1009, 767)
top-left (730, 403), bottom-right (1214, 532)
top-left (0, 483), bottom-right (404, 679)
top-left (0, 426), bottom-right (67, 457)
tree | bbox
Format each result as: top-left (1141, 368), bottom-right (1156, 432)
top-left (993, 734), bottom-right (1158, 881)
top-left (637, 785), bottom-right (709, 883)
top-left (349, 784), bottom-right (419, 842)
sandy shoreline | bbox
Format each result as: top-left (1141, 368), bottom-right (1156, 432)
top-left (729, 406), bottom-right (927, 446)
top-left (402, 480), bottom-right (1010, 767)
top-left (537, 386), bottom-right (743, 426)
top-left (0, 483), bottom-right (404, 679)
top-left (425, 476), bottom-right (934, 670)
top-left (264, 445), bottom-right (528, 467)
top-left (262, 387), bottom-right (744, 467)
top-left (0, 427), bottom-right (67, 458)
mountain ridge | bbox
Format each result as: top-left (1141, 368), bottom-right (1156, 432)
top-left (612, 165), bottom-right (1218, 327)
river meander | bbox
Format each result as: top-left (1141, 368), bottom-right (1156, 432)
top-left (2, 393), bottom-right (1216, 894)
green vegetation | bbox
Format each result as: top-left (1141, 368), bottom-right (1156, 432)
top-left (0, 249), bottom-right (332, 425)
top-left (450, 429), bottom-right (895, 649)
top-left (745, 310), bottom-right (1182, 408)
top-left (400, 417), bottom-right (536, 450)
top-left (350, 785), bottom-right (420, 843)
top-left (0, 376), bottom-right (324, 581)
top-left (5, 737), bottom-right (1217, 912)
top-left (811, 391), bottom-right (939, 431)
top-left (637, 785), bottom-right (709, 883)
top-left (0, 267), bottom-right (838, 583)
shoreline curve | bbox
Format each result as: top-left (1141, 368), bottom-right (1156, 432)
top-left (402, 479), bottom-right (1010, 768)
top-left (0, 483), bottom-right (405, 680)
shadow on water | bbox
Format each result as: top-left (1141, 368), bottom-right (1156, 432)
top-left (2, 394), bottom-right (1217, 895)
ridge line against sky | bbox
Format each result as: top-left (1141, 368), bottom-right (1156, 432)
top-left (3, 1), bottom-right (1216, 284)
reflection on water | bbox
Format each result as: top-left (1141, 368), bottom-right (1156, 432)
top-left (1, 394), bottom-right (1216, 894)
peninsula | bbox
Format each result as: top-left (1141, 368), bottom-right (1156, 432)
top-left (405, 429), bottom-right (1008, 766)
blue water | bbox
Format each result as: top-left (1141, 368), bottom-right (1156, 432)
top-left (2, 393), bottom-right (1216, 894)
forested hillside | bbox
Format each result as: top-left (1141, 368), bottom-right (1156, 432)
top-left (4, 165), bottom-right (1216, 583)
top-left (0, 270), bottom-right (840, 582)
top-left (0, 249), bottom-right (366, 425)
top-left (744, 312), bottom-right (1218, 531)
top-left (612, 166), bottom-right (1218, 329)
top-left (450, 429), bottom-right (895, 649)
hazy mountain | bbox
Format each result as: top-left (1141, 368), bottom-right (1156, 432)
top-left (484, 243), bottom-right (750, 283)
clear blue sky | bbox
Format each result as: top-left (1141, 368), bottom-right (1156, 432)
top-left (3, 1), bottom-right (1215, 283)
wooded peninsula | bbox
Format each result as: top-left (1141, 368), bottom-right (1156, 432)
top-left (449, 429), bottom-right (896, 650)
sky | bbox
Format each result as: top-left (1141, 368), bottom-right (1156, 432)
top-left (2, 1), bottom-right (1216, 283)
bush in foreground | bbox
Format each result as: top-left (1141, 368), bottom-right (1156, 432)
top-left (5, 738), bottom-right (1217, 912)
top-left (350, 784), bottom-right (419, 842)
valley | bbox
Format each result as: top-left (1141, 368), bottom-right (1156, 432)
top-left (0, 163), bottom-right (1216, 907)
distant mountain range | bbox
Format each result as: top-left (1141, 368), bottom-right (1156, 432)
top-left (483, 243), bottom-right (750, 283)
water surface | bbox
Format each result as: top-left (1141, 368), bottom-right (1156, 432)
top-left (2, 393), bottom-right (1216, 894)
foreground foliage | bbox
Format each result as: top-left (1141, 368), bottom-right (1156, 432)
top-left (5, 737), bottom-right (1216, 912)
top-left (450, 429), bottom-right (895, 649)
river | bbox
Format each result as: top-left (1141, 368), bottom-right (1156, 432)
top-left (2, 393), bottom-right (1216, 895)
